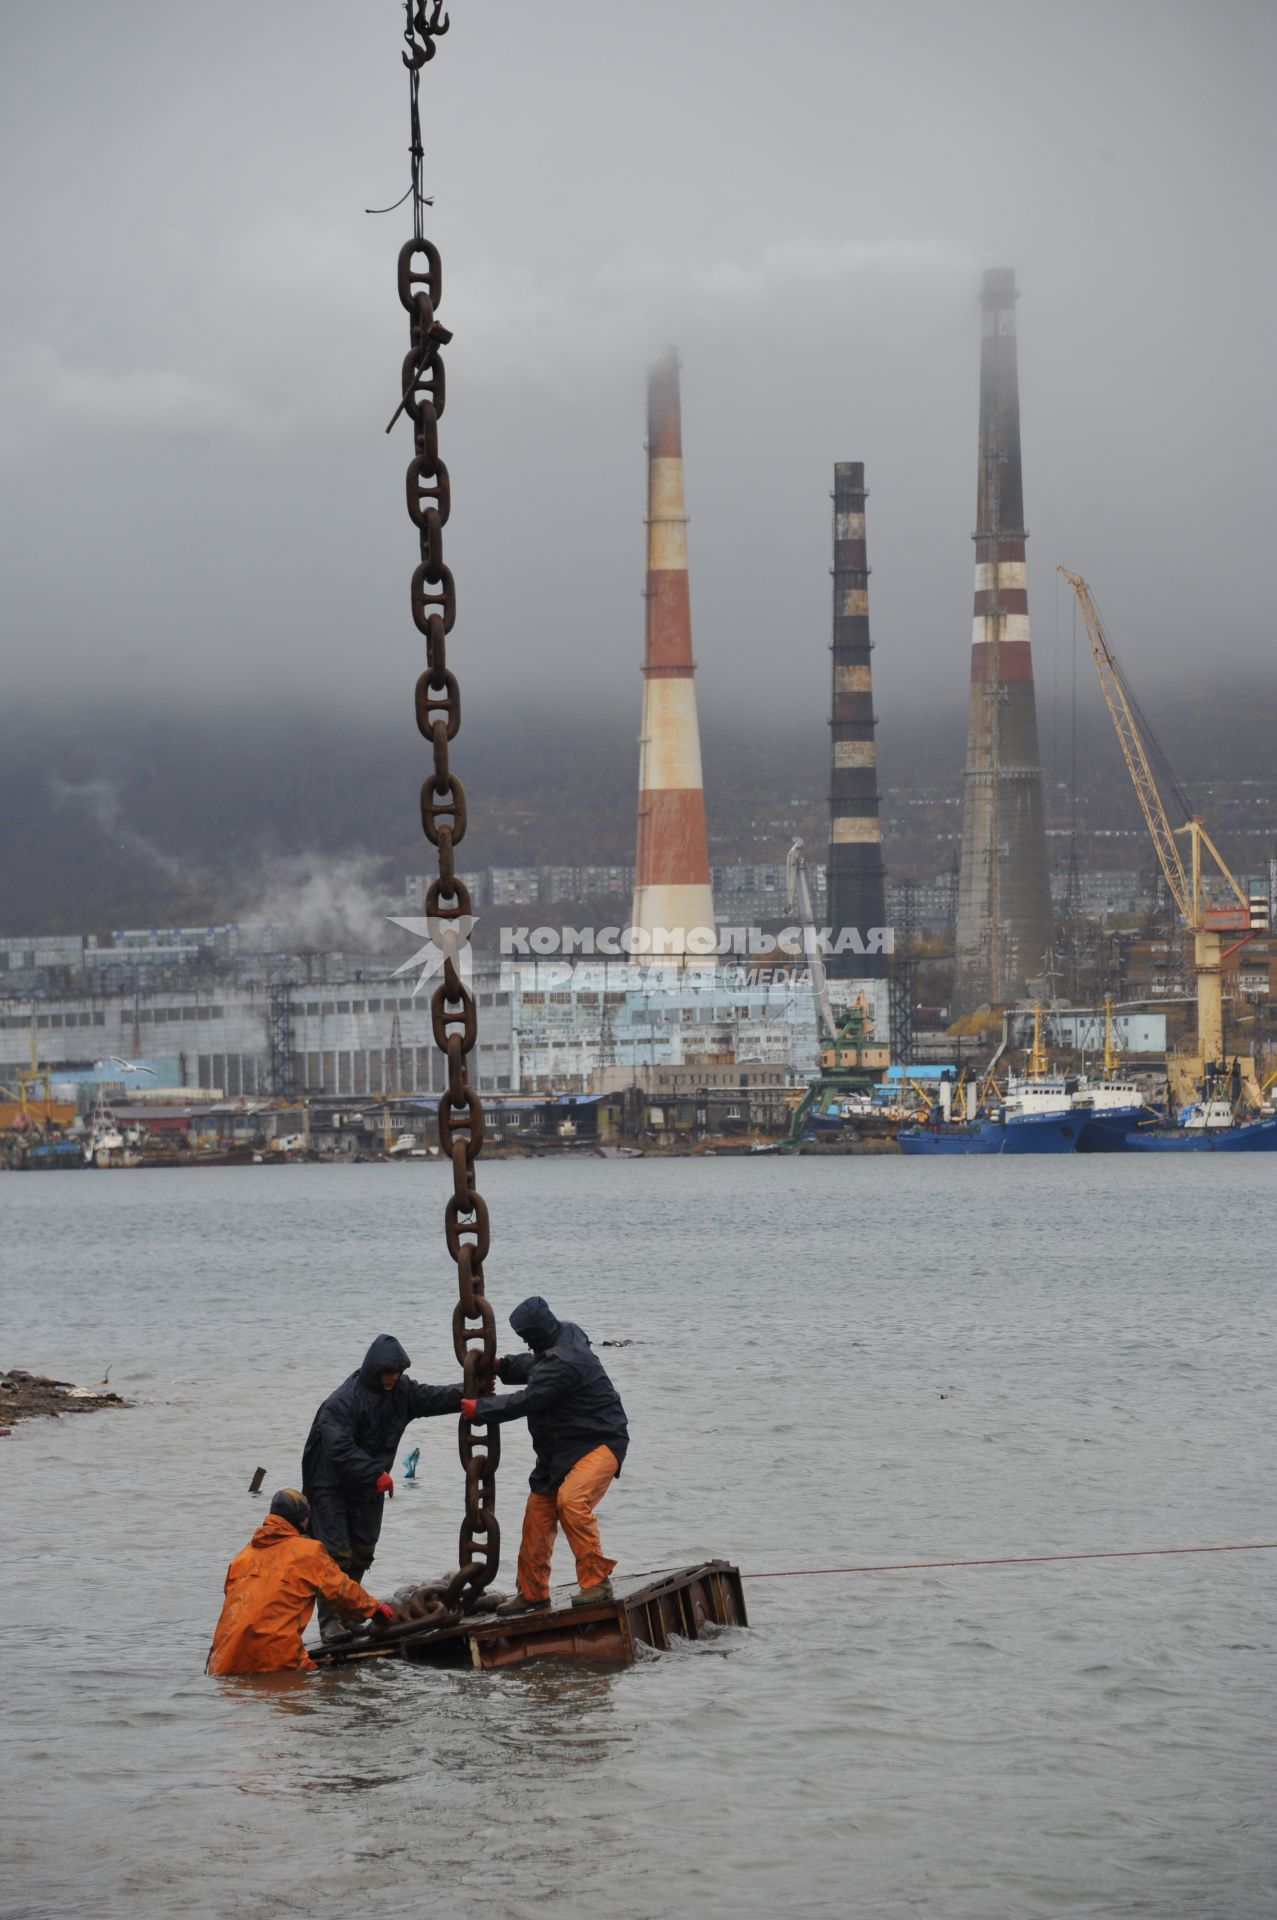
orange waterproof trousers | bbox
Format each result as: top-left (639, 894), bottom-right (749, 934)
top-left (516, 1444), bottom-right (619, 1601)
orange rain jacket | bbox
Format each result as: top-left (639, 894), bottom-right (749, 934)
top-left (207, 1513), bottom-right (380, 1674)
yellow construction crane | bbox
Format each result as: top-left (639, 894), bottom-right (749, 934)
top-left (1026, 1004), bottom-right (1049, 1079)
top-left (0, 1034), bottom-right (75, 1130)
top-left (1057, 567), bottom-right (1262, 1106)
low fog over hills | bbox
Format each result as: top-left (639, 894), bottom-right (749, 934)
top-left (4, 680), bottom-right (1273, 938)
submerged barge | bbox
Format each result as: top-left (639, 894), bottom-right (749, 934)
top-left (311, 1561), bottom-right (746, 1671)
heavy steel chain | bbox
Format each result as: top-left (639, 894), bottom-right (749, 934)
top-left (394, 0), bottom-right (500, 1612)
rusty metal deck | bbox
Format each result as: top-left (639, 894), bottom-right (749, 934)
top-left (311, 1560), bottom-right (746, 1671)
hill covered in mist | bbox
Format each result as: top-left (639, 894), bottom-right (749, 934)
top-left (2, 678), bottom-right (1274, 938)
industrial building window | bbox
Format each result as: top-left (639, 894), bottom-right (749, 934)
top-left (93, 1012), bottom-right (104, 1025)
top-left (322, 1004), bottom-right (336, 1016)
top-left (352, 1002), bottom-right (365, 1015)
top-left (366, 999), bottom-right (382, 1013)
top-left (307, 1003), bottom-right (320, 1016)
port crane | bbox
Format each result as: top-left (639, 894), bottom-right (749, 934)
top-left (0, 1032), bottom-right (68, 1127)
top-left (785, 838), bottom-right (836, 1041)
top-left (1057, 567), bottom-right (1265, 1107)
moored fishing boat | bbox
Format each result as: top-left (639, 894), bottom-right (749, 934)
top-left (898, 1107), bottom-right (1081, 1154)
top-left (11, 1136), bottom-right (86, 1171)
top-left (1119, 1099), bottom-right (1277, 1152)
top-left (1073, 1078), bottom-right (1160, 1152)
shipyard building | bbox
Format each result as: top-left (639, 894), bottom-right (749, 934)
top-left (0, 939), bottom-right (821, 1102)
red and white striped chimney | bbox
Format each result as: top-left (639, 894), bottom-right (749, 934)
top-left (630, 349), bottom-right (715, 960)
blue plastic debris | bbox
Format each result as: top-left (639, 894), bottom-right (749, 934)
top-left (402, 1446), bottom-right (421, 1481)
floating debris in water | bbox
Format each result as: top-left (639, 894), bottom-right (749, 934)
top-left (0, 1368), bottom-right (129, 1429)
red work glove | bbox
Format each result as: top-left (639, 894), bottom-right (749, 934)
top-left (460, 1397), bottom-right (478, 1420)
top-left (371, 1602), bottom-right (395, 1624)
top-left (374, 1472), bottom-right (394, 1498)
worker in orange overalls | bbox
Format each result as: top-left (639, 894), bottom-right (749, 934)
top-left (207, 1488), bottom-right (394, 1674)
top-left (461, 1296), bottom-right (629, 1615)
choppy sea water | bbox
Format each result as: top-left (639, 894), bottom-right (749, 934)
top-left (1, 1156), bottom-right (1273, 1920)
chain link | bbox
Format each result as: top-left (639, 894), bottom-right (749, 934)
top-left (396, 0), bottom-right (499, 1607)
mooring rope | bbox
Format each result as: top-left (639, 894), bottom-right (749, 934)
top-left (741, 1541), bottom-right (1277, 1579)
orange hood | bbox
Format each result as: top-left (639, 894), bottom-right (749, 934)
top-left (249, 1514), bottom-right (304, 1551)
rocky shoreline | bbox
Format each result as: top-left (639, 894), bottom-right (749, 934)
top-left (1, 1368), bottom-right (129, 1433)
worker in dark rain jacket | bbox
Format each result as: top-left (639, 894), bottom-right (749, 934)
top-left (302, 1333), bottom-right (462, 1639)
top-left (461, 1297), bottom-right (629, 1615)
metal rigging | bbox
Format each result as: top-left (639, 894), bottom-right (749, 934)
top-left (396, 0), bottom-right (500, 1617)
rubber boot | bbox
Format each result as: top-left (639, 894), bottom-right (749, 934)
top-left (318, 1597), bottom-right (351, 1643)
top-left (496, 1590), bottom-right (549, 1618)
top-left (570, 1577), bottom-right (614, 1607)
top-left (318, 1555), bottom-right (372, 1642)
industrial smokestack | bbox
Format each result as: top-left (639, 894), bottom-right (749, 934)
top-left (630, 349), bottom-right (715, 960)
top-left (827, 462), bottom-right (887, 981)
top-left (953, 269), bottom-right (1054, 1010)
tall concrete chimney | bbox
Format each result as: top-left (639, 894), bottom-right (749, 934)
top-left (630, 350), bottom-right (715, 960)
top-left (953, 268), bottom-right (1054, 1010)
top-left (827, 462), bottom-right (887, 980)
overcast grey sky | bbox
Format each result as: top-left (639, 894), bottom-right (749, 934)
top-left (2, 0), bottom-right (1274, 741)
